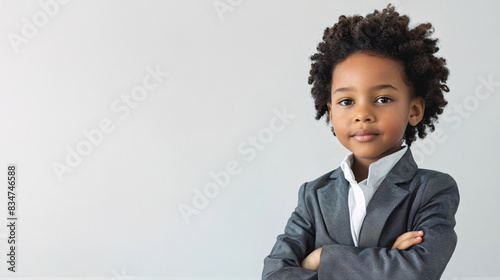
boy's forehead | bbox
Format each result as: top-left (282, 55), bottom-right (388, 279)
top-left (331, 53), bottom-right (408, 89)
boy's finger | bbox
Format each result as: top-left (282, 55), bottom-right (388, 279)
top-left (407, 230), bottom-right (424, 238)
top-left (400, 230), bottom-right (424, 240)
top-left (395, 235), bottom-right (423, 250)
top-left (392, 230), bottom-right (425, 249)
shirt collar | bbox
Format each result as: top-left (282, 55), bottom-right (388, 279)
top-left (340, 146), bottom-right (408, 187)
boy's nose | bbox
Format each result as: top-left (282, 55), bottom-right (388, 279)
top-left (354, 107), bottom-right (375, 123)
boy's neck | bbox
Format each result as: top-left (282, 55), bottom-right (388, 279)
top-left (351, 143), bottom-right (403, 183)
top-left (350, 146), bottom-right (405, 182)
top-left (351, 157), bottom-right (371, 182)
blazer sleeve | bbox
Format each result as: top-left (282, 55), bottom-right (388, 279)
top-left (318, 172), bottom-right (460, 280)
top-left (262, 183), bottom-right (319, 280)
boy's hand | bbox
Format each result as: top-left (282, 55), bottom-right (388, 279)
top-left (391, 230), bottom-right (424, 250)
top-left (301, 247), bottom-right (322, 271)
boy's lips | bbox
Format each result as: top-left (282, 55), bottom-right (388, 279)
top-left (351, 129), bottom-right (379, 141)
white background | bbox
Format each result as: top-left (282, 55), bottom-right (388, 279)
top-left (0, 0), bottom-right (499, 279)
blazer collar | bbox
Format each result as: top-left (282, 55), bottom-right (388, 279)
top-left (320, 148), bottom-right (418, 247)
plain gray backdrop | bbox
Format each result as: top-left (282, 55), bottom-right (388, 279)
top-left (0, 0), bottom-right (499, 279)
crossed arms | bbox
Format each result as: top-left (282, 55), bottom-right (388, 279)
top-left (262, 172), bottom-right (459, 280)
top-left (301, 230), bottom-right (424, 271)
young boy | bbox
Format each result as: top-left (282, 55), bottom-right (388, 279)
top-left (262, 4), bottom-right (459, 280)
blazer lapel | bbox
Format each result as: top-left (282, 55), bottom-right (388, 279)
top-left (317, 168), bottom-right (355, 246)
top-left (358, 148), bottom-right (418, 248)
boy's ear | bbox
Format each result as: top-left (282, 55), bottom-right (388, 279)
top-left (408, 96), bottom-right (425, 126)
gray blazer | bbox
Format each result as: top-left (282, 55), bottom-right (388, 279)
top-left (262, 149), bottom-right (459, 280)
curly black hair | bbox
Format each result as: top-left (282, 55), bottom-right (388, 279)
top-left (308, 4), bottom-right (450, 146)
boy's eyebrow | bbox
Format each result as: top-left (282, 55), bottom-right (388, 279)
top-left (332, 84), bottom-right (399, 95)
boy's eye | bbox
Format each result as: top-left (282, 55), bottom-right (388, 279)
top-left (338, 99), bottom-right (354, 106)
top-left (376, 96), bottom-right (392, 104)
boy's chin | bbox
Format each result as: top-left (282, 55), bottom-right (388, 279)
top-left (351, 146), bottom-right (404, 162)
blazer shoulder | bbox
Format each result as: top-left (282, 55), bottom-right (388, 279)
top-left (411, 168), bottom-right (459, 200)
top-left (413, 168), bottom-right (458, 186)
top-left (300, 167), bottom-right (342, 194)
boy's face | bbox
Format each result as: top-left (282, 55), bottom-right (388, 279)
top-left (327, 53), bottom-right (424, 164)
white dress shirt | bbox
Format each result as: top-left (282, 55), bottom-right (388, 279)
top-left (340, 146), bottom-right (408, 246)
